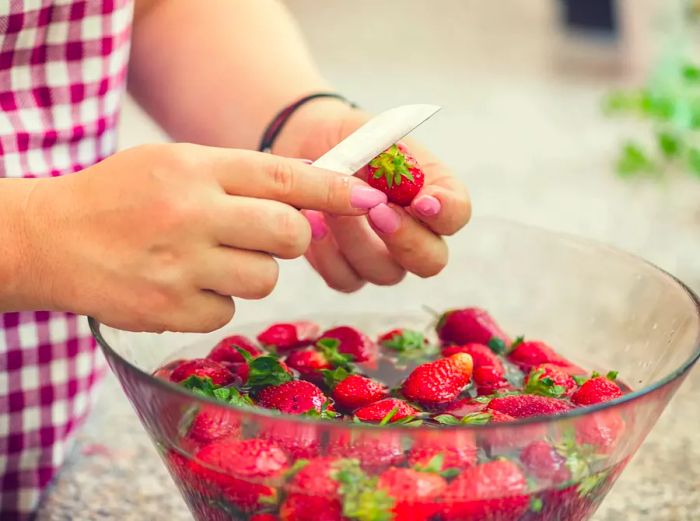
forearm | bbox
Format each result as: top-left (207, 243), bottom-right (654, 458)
top-left (128, 0), bottom-right (339, 154)
top-left (0, 178), bottom-right (48, 312)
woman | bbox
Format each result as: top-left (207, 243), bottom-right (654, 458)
top-left (0, 0), bottom-right (470, 517)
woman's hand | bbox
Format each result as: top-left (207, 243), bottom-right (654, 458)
top-left (17, 143), bottom-right (385, 332)
top-left (275, 100), bottom-right (472, 292)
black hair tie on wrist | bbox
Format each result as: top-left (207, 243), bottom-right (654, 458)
top-left (258, 92), bottom-right (356, 153)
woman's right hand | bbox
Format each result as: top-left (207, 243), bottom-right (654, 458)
top-left (17, 144), bottom-right (386, 332)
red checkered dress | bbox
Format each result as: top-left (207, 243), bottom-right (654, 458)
top-left (0, 1), bottom-right (133, 517)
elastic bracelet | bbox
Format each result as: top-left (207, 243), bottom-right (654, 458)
top-left (258, 92), bottom-right (356, 153)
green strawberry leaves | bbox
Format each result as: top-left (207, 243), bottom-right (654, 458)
top-left (380, 329), bottom-right (436, 358)
top-left (433, 412), bottom-right (493, 425)
top-left (316, 338), bottom-right (354, 369)
top-left (413, 454), bottom-right (460, 479)
top-left (322, 366), bottom-right (352, 390)
top-left (369, 145), bottom-right (414, 189)
top-left (524, 368), bottom-right (566, 398)
top-left (573, 370), bottom-right (619, 387)
top-left (237, 347), bottom-right (293, 389)
top-left (487, 338), bottom-right (507, 355)
top-left (180, 375), bottom-right (253, 407)
top-left (333, 460), bottom-right (395, 521)
top-left (304, 400), bottom-right (340, 420)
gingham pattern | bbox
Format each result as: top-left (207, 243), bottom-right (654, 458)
top-left (0, 1), bottom-right (132, 518)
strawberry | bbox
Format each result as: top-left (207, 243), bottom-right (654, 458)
top-left (285, 347), bottom-right (332, 383)
top-left (259, 421), bottom-right (321, 459)
top-left (257, 380), bottom-right (328, 415)
top-left (331, 374), bottom-right (388, 412)
top-left (524, 364), bottom-right (577, 398)
top-left (187, 406), bottom-right (241, 444)
top-left (153, 359), bottom-right (185, 381)
top-left (328, 431), bottom-right (405, 470)
top-left (575, 411), bottom-right (624, 452)
top-left (520, 441), bottom-right (570, 483)
top-left (401, 353), bottom-right (473, 406)
top-left (250, 515), bottom-right (279, 521)
top-left (442, 343), bottom-right (505, 373)
top-left (487, 394), bottom-right (572, 419)
top-left (170, 358), bottom-right (236, 386)
top-left (188, 439), bottom-right (288, 512)
top-left (367, 143), bottom-right (425, 206)
top-left (377, 467), bottom-right (446, 520)
top-left (257, 321), bottom-right (319, 352)
top-left (443, 460), bottom-right (530, 520)
top-left (571, 376), bottom-right (623, 406)
top-left (408, 431), bottom-right (478, 471)
top-left (354, 398), bottom-right (418, 424)
top-left (207, 334), bottom-right (262, 364)
top-left (220, 361), bottom-right (250, 384)
top-left (473, 365), bottom-right (512, 396)
top-left (319, 326), bottom-right (377, 363)
top-left (436, 307), bottom-right (511, 347)
top-left (280, 458), bottom-right (347, 521)
top-left (508, 340), bottom-right (583, 374)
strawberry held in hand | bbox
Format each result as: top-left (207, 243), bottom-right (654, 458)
top-left (368, 143), bottom-right (425, 206)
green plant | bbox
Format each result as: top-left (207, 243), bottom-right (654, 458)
top-left (604, 61), bottom-right (700, 178)
top-left (604, 0), bottom-right (699, 179)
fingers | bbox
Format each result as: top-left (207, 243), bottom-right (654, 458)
top-left (302, 212), bottom-right (365, 293)
top-left (169, 292), bottom-right (236, 333)
top-left (324, 214), bottom-right (406, 286)
top-left (409, 167), bottom-right (472, 236)
top-left (211, 196), bottom-right (311, 259)
top-left (368, 204), bottom-right (449, 278)
top-left (209, 148), bottom-right (387, 215)
top-left (195, 246), bottom-right (279, 300)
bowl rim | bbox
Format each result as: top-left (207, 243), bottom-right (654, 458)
top-left (88, 219), bottom-right (700, 432)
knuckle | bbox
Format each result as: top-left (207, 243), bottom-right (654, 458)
top-left (324, 175), bottom-right (349, 211)
top-left (274, 209), bottom-right (311, 258)
top-left (267, 160), bottom-right (296, 198)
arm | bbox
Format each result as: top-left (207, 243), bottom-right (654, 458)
top-left (128, 0), bottom-right (341, 154)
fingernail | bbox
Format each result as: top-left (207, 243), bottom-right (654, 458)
top-left (369, 204), bottom-right (400, 234)
top-left (297, 158), bottom-right (313, 165)
top-left (303, 210), bottom-right (328, 240)
top-left (413, 195), bottom-right (441, 217)
top-left (351, 186), bottom-right (387, 209)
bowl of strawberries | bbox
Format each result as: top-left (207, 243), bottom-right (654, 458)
top-left (90, 218), bottom-right (700, 521)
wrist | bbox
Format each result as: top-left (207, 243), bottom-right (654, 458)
top-left (271, 96), bottom-right (358, 159)
top-left (0, 177), bottom-right (54, 310)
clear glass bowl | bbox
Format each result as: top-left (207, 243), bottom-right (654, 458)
top-left (90, 218), bottom-right (700, 521)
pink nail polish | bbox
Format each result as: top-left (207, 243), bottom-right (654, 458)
top-left (414, 195), bottom-right (441, 217)
top-left (303, 210), bottom-right (328, 240)
top-left (351, 186), bottom-right (387, 209)
top-left (369, 204), bottom-right (400, 234)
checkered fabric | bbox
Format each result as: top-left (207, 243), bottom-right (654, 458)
top-left (0, 1), bottom-right (133, 518)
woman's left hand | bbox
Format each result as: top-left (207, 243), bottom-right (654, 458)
top-left (275, 99), bottom-right (472, 292)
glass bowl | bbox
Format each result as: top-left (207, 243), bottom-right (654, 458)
top-left (90, 218), bottom-right (700, 521)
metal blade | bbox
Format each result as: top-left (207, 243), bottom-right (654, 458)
top-left (311, 104), bottom-right (441, 175)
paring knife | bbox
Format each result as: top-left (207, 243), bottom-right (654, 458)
top-left (311, 104), bottom-right (441, 175)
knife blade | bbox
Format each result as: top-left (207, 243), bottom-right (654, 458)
top-left (311, 104), bottom-right (441, 175)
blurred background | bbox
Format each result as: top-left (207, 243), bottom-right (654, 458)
top-left (39, 1), bottom-right (700, 519)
